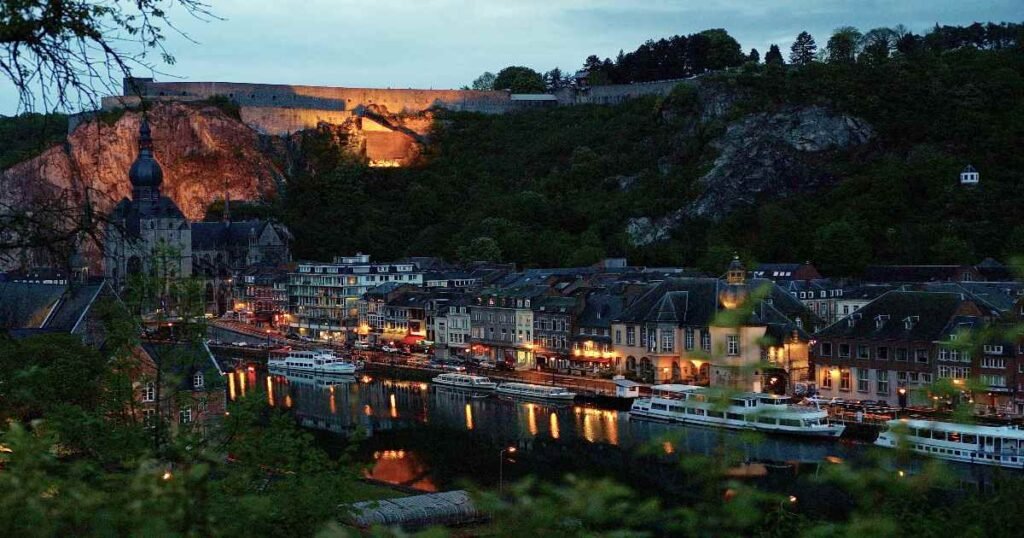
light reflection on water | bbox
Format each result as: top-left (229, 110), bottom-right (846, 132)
top-left (249, 372), bottom-right (846, 462)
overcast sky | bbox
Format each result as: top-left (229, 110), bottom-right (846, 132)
top-left (2, 0), bottom-right (1020, 114)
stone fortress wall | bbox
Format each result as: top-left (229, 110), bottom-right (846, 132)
top-left (96, 78), bottom-right (696, 134)
top-left (84, 77), bottom-right (696, 164)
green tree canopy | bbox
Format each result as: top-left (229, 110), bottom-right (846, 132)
top-left (471, 71), bottom-right (496, 91)
top-left (826, 26), bottom-right (864, 64)
top-left (493, 66), bottom-right (546, 93)
top-left (789, 31), bottom-right (818, 65)
top-left (764, 44), bottom-right (784, 65)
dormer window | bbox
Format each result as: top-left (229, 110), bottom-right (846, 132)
top-left (193, 372), bottom-right (204, 389)
top-left (903, 316), bottom-right (919, 330)
top-left (874, 314), bottom-right (889, 329)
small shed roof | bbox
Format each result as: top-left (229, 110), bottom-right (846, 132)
top-left (343, 490), bottom-right (480, 529)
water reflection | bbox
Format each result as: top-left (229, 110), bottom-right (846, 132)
top-left (365, 449), bottom-right (438, 492)
top-left (247, 371), bottom-right (842, 463)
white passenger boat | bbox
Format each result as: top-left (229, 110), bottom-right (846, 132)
top-left (496, 382), bottom-right (576, 401)
top-left (630, 384), bottom-right (844, 438)
top-left (432, 373), bottom-right (497, 390)
top-left (875, 418), bottom-right (1024, 469)
top-left (268, 349), bottom-right (358, 375)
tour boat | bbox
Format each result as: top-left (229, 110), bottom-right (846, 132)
top-left (268, 349), bottom-right (358, 375)
top-left (875, 418), bottom-right (1024, 469)
top-left (630, 384), bottom-right (844, 438)
top-left (276, 370), bottom-right (357, 388)
top-left (431, 373), bottom-right (497, 390)
top-left (496, 382), bottom-right (576, 401)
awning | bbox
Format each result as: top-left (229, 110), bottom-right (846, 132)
top-left (402, 335), bottom-right (425, 346)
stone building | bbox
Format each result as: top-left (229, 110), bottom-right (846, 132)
top-left (104, 119), bottom-right (192, 288)
top-left (812, 291), bottom-right (987, 407)
top-left (104, 119), bottom-right (291, 314)
top-left (610, 258), bottom-right (812, 391)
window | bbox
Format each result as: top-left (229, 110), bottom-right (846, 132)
top-left (914, 348), bottom-right (929, 364)
top-left (615, 330), bottom-right (622, 345)
top-left (726, 335), bottom-right (740, 356)
top-left (839, 369), bottom-right (851, 391)
top-left (821, 369), bottom-right (833, 389)
top-left (895, 347), bottom-right (908, 362)
top-left (626, 327), bottom-right (635, 346)
top-left (877, 370), bottom-right (889, 395)
top-left (857, 369), bottom-right (870, 392)
top-left (838, 343), bottom-right (851, 358)
top-left (983, 345), bottom-right (1004, 354)
top-left (142, 408), bottom-right (156, 427)
top-left (142, 382), bottom-right (156, 402)
top-left (685, 328), bottom-right (694, 350)
top-left (180, 407), bottom-right (192, 425)
top-left (877, 346), bottom-right (889, 360)
top-left (897, 371), bottom-right (908, 385)
top-left (701, 331), bottom-right (711, 351)
top-left (820, 342), bottom-right (832, 357)
top-left (843, 305), bottom-right (850, 314)
top-left (939, 366), bottom-right (970, 379)
top-left (980, 374), bottom-right (1007, 388)
top-left (660, 330), bottom-right (675, 352)
top-left (193, 372), bottom-right (204, 389)
top-left (857, 345), bottom-right (870, 360)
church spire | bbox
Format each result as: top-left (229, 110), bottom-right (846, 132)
top-left (129, 116), bottom-right (164, 201)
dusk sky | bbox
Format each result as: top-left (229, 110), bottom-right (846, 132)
top-left (2, 0), bottom-right (1020, 114)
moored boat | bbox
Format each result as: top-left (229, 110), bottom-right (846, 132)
top-left (432, 373), bottom-right (497, 390)
top-left (268, 349), bottom-right (358, 375)
top-left (630, 384), bottom-right (844, 438)
top-left (875, 418), bottom-right (1024, 469)
top-left (496, 382), bottom-right (576, 401)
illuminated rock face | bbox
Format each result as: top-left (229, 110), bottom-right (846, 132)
top-left (3, 102), bottom-right (279, 221)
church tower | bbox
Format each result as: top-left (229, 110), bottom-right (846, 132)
top-left (129, 118), bottom-right (164, 202)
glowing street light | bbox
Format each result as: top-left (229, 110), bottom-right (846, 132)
top-left (499, 445), bottom-right (518, 494)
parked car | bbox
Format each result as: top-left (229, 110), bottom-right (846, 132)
top-left (381, 345), bottom-right (398, 353)
top-left (353, 341), bottom-right (371, 350)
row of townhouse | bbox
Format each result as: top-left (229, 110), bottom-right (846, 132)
top-left (811, 290), bottom-right (1024, 415)
top-left (348, 257), bottom-right (819, 392)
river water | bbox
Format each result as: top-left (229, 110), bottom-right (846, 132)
top-left (225, 367), bottom-right (1001, 501)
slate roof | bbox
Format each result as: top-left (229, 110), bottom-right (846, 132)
top-left (43, 282), bottom-right (106, 332)
top-left (575, 290), bottom-right (624, 328)
top-left (191, 220), bottom-right (276, 250)
top-left (141, 342), bottom-right (225, 391)
top-left (533, 295), bottom-right (579, 316)
top-left (0, 282), bottom-right (67, 329)
top-left (815, 291), bottom-right (971, 341)
top-left (109, 196), bottom-right (187, 237)
top-left (920, 282), bottom-right (1021, 314)
top-left (863, 265), bottom-right (977, 283)
top-left (614, 278), bottom-right (720, 325)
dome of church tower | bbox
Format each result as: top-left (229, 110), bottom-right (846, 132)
top-left (129, 118), bottom-right (164, 188)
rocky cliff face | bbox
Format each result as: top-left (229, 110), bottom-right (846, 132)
top-left (2, 102), bottom-right (282, 222)
top-left (687, 105), bottom-right (874, 220)
top-left (627, 94), bottom-right (874, 246)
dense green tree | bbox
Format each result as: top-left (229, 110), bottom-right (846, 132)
top-left (861, 27), bottom-right (897, 62)
top-left (764, 44), bottom-right (784, 65)
top-left (457, 236), bottom-right (502, 262)
top-left (826, 26), bottom-right (864, 64)
top-left (747, 48), bottom-right (760, 63)
top-left (814, 220), bottom-right (870, 276)
top-left (470, 71), bottom-right (496, 91)
top-left (789, 31), bottom-right (818, 65)
top-left (493, 66), bottom-right (546, 93)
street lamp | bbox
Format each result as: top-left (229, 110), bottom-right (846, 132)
top-left (499, 445), bottom-right (517, 494)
